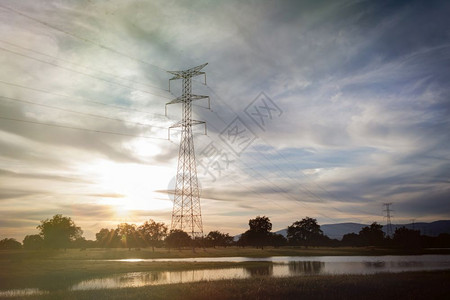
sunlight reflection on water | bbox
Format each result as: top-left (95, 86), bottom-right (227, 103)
top-left (0, 288), bottom-right (47, 298)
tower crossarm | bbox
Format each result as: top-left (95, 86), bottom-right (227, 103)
top-left (168, 63), bottom-right (208, 91)
top-left (191, 94), bottom-right (209, 101)
top-left (168, 121), bottom-right (182, 129)
top-left (167, 63), bottom-right (208, 79)
top-left (166, 97), bottom-right (183, 105)
top-left (168, 120), bottom-right (206, 140)
top-left (165, 95), bottom-right (210, 116)
top-left (170, 120), bottom-right (205, 128)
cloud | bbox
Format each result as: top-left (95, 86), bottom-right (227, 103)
top-left (0, 0), bottom-right (449, 240)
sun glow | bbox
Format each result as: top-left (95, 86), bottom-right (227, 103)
top-left (82, 160), bottom-right (173, 215)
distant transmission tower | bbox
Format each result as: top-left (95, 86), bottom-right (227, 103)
top-left (383, 203), bottom-right (394, 237)
top-left (165, 63), bottom-right (209, 239)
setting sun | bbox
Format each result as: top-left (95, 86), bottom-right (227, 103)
top-left (82, 160), bottom-right (173, 215)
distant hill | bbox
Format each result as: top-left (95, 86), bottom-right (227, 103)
top-left (273, 220), bottom-right (450, 240)
top-left (383, 220), bottom-right (450, 238)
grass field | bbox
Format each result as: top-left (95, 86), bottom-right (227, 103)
top-left (2, 245), bottom-right (448, 261)
top-left (1, 247), bottom-right (449, 298)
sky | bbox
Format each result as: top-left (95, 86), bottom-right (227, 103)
top-left (0, 0), bottom-right (449, 241)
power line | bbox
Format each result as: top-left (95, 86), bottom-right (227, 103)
top-left (205, 95), bottom-right (341, 207)
top-left (0, 80), bottom-right (167, 118)
top-left (0, 115), bottom-right (167, 141)
top-left (0, 4), bottom-right (168, 73)
top-left (201, 121), bottom-right (361, 228)
top-left (197, 90), bottom-right (373, 230)
top-left (185, 97), bottom-right (375, 233)
top-left (0, 46), bottom-right (172, 99)
top-left (205, 84), bottom-right (376, 218)
top-left (0, 95), bottom-right (168, 130)
top-left (0, 38), bottom-right (169, 94)
top-left (166, 90), bottom-right (371, 231)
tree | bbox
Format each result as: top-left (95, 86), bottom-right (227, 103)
top-left (137, 220), bottom-right (168, 251)
top-left (359, 222), bottom-right (384, 246)
top-left (23, 234), bottom-right (44, 250)
top-left (96, 228), bottom-right (120, 248)
top-left (287, 217), bottom-right (323, 248)
top-left (0, 238), bottom-right (22, 250)
top-left (71, 237), bottom-right (96, 249)
top-left (341, 233), bottom-right (362, 247)
top-left (393, 227), bottom-right (421, 249)
top-left (238, 216), bottom-right (273, 249)
top-left (249, 215), bottom-right (272, 233)
top-left (37, 214), bottom-right (82, 249)
top-left (206, 231), bottom-right (233, 248)
top-left (165, 230), bottom-right (191, 249)
top-left (236, 231), bottom-right (250, 248)
top-left (270, 233), bottom-right (287, 248)
top-left (117, 223), bottom-right (142, 249)
top-left (436, 233), bottom-right (450, 248)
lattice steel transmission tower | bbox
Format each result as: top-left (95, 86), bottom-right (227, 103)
top-left (165, 63), bottom-right (209, 239)
top-left (383, 202), bottom-right (394, 237)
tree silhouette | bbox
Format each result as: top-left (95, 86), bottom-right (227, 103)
top-left (96, 228), bottom-right (120, 248)
top-left (0, 238), bottom-right (22, 250)
top-left (37, 214), bottom-right (82, 249)
top-left (287, 217), bottom-right (323, 248)
top-left (117, 223), bottom-right (141, 250)
top-left (137, 220), bottom-right (168, 251)
top-left (249, 215), bottom-right (272, 233)
top-left (359, 222), bottom-right (384, 246)
top-left (165, 229), bottom-right (191, 249)
top-left (341, 233), bottom-right (362, 247)
top-left (239, 216), bottom-right (273, 249)
top-left (206, 230), bottom-right (233, 248)
top-left (23, 234), bottom-right (44, 250)
top-left (393, 226), bottom-right (421, 249)
top-left (270, 233), bottom-right (287, 248)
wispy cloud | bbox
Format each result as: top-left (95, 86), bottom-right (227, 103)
top-left (0, 0), bottom-right (449, 240)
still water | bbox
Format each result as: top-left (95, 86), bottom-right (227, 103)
top-left (1, 255), bottom-right (450, 297)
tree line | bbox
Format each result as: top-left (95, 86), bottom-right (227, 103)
top-left (0, 214), bottom-right (233, 250)
top-left (1, 214), bottom-right (449, 250)
top-left (237, 216), bottom-right (450, 249)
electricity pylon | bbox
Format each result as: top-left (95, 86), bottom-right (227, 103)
top-left (383, 203), bottom-right (393, 238)
top-left (166, 63), bottom-right (209, 239)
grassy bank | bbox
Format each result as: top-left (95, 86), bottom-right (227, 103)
top-left (11, 271), bottom-right (450, 300)
top-left (2, 246), bottom-right (449, 261)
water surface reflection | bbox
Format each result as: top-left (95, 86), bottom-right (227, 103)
top-left (288, 261), bottom-right (324, 274)
top-left (244, 265), bottom-right (273, 277)
top-left (1, 255), bottom-right (449, 297)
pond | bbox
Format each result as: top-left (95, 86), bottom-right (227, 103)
top-left (1, 255), bottom-right (450, 297)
